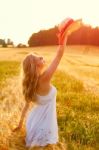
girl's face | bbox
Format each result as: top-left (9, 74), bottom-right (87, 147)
top-left (34, 55), bottom-right (46, 70)
top-left (31, 55), bottom-right (45, 74)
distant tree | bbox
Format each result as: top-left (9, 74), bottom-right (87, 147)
top-left (0, 38), bottom-right (14, 47)
top-left (7, 38), bottom-right (13, 45)
top-left (68, 25), bottom-right (99, 46)
top-left (0, 39), bottom-right (7, 47)
top-left (2, 39), bottom-right (7, 47)
top-left (92, 27), bottom-right (99, 45)
top-left (28, 26), bottom-right (58, 47)
top-left (0, 39), bottom-right (4, 45)
top-left (28, 24), bottom-right (99, 46)
top-left (17, 43), bottom-right (27, 48)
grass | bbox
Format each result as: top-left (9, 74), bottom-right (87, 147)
top-left (52, 71), bottom-right (99, 150)
top-left (0, 46), bottom-right (99, 150)
top-left (0, 61), bottom-right (20, 88)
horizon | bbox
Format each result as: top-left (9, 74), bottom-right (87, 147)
top-left (0, 0), bottom-right (99, 45)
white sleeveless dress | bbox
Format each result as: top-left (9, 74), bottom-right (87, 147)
top-left (25, 85), bottom-right (59, 147)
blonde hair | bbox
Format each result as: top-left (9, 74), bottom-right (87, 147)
top-left (22, 53), bottom-right (39, 103)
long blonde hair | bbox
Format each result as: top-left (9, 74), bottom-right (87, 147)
top-left (22, 53), bottom-right (39, 103)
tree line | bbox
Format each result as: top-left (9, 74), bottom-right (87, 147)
top-left (1, 24), bottom-right (99, 47)
top-left (28, 25), bottom-right (99, 46)
top-left (28, 27), bottom-right (58, 46)
top-left (0, 39), bottom-right (13, 47)
top-left (0, 39), bottom-right (27, 48)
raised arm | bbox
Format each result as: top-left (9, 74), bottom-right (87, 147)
top-left (41, 18), bottom-right (81, 83)
top-left (13, 101), bottom-right (30, 132)
top-left (42, 36), bottom-right (68, 82)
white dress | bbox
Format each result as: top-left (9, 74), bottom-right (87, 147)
top-left (25, 85), bottom-right (59, 147)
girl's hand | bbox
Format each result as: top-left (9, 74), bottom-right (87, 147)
top-left (12, 124), bottom-right (22, 132)
top-left (57, 18), bottom-right (74, 45)
top-left (12, 102), bottom-right (30, 132)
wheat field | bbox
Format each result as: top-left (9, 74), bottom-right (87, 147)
top-left (0, 45), bottom-right (99, 150)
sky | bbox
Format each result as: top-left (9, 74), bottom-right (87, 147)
top-left (0, 0), bottom-right (99, 45)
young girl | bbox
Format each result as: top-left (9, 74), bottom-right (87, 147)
top-left (13, 18), bottom-right (81, 148)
